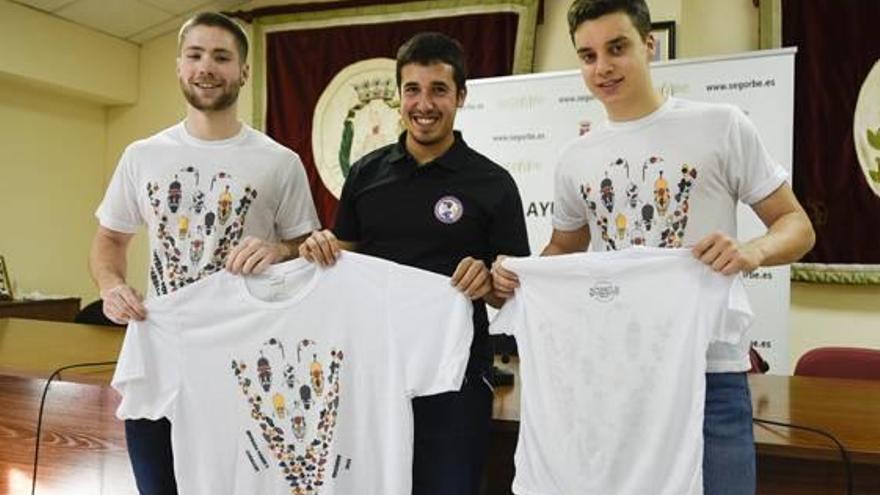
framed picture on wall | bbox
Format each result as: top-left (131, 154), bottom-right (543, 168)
top-left (0, 256), bottom-right (12, 300)
top-left (650, 21), bottom-right (676, 61)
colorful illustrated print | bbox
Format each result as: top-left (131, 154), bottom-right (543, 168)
top-left (600, 177), bottom-right (615, 213)
top-left (581, 155), bottom-right (698, 249)
top-left (146, 167), bottom-right (258, 295)
top-left (231, 337), bottom-right (345, 495)
top-left (653, 171), bottom-right (670, 216)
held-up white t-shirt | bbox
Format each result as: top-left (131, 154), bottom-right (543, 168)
top-left (97, 122), bottom-right (320, 297)
top-left (490, 248), bottom-right (753, 495)
top-left (112, 252), bottom-right (473, 495)
top-left (553, 97), bottom-right (785, 372)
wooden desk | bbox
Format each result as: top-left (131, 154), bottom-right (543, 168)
top-left (750, 374), bottom-right (880, 494)
top-left (489, 358), bottom-right (880, 495)
top-left (0, 298), bottom-right (81, 322)
top-left (0, 318), bottom-right (131, 493)
top-left (0, 318), bottom-right (124, 382)
top-left (0, 375), bottom-right (135, 494)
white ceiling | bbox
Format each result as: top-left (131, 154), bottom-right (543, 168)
top-left (11, 0), bottom-right (252, 44)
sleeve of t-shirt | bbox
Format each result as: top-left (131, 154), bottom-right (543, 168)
top-left (707, 274), bottom-right (754, 345)
top-left (488, 257), bottom-right (526, 338)
top-left (489, 174), bottom-right (531, 257)
top-left (95, 147), bottom-right (144, 234)
top-left (723, 107), bottom-right (789, 206)
top-left (552, 153), bottom-right (590, 232)
top-left (111, 305), bottom-right (181, 421)
top-left (275, 151), bottom-right (321, 239)
top-left (387, 263), bottom-right (474, 398)
top-left (488, 293), bottom-right (524, 338)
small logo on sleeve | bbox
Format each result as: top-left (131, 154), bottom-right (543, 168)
top-left (589, 280), bottom-right (620, 302)
top-left (434, 195), bottom-right (464, 224)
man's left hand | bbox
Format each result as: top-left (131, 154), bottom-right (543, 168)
top-left (226, 236), bottom-right (291, 275)
top-left (691, 231), bottom-right (763, 275)
top-left (451, 256), bottom-right (492, 300)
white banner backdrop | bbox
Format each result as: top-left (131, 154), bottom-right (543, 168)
top-left (457, 48), bottom-right (796, 374)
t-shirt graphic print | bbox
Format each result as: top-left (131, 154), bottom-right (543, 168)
top-left (112, 252), bottom-right (472, 495)
top-left (146, 167), bottom-right (258, 294)
top-left (231, 337), bottom-right (344, 493)
top-left (579, 156), bottom-right (698, 250)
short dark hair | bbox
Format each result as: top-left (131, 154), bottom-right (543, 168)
top-left (395, 32), bottom-right (467, 94)
top-left (178, 12), bottom-right (249, 62)
top-left (567, 0), bottom-right (652, 42)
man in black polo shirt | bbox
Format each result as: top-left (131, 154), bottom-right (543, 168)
top-left (299, 32), bottom-right (529, 495)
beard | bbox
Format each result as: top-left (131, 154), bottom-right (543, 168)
top-left (180, 78), bottom-right (240, 112)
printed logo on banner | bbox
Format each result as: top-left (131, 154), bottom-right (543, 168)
top-left (505, 160), bottom-right (543, 174)
top-left (498, 94), bottom-right (546, 111)
top-left (312, 58), bottom-right (403, 199)
top-left (853, 58), bottom-right (880, 198)
top-left (434, 196), bottom-right (464, 224)
top-left (578, 120), bottom-right (593, 136)
top-left (658, 82), bottom-right (689, 97)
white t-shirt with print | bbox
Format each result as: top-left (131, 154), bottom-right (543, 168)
top-left (490, 248), bottom-right (753, 495)
top-left (553, 97), bottom-right (784, 372)
top-left (112, 252), bottom-right (473, 495)
top-left (97, 122), bottom-right (320, 296)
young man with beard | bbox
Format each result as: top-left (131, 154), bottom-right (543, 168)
top-left (491, 1), bottom-right (815, 494)
top-left (90, 12), bottom-right (319, 494)
top-left (298, 33), bottom-right (530, 494)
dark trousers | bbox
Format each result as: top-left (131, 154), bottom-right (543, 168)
top-left (124, 418), bottom-right (178, 495)
top-left (411, 374), bottom-right (494, 495)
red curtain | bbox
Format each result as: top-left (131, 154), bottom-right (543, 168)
top-left (260, 11), bottom-right (521, 227)
top-left (783, 0), bottom-right (880, 264)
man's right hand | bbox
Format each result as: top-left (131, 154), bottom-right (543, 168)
top-left (298, 230), bottom-right (342, 266)
top-left (100, 284), bottom-right (146, 325)
top-left (490, 255), bottom-right (520, 300)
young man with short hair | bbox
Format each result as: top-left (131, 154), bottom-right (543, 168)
top-left (492, 1), bottom-right (815, 493)
top-left (90, 12), bottom-right (319, 494)
top-left (299, 32), bottom-right (530, 494)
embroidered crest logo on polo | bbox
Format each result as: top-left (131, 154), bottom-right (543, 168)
top-left (433, 195), bottom-right (464, 224)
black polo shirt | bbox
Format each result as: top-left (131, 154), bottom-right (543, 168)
top-left (334, 131), bottom-right (530, 374)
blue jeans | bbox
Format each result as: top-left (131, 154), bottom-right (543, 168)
top-left (411, 373), bottom-right (493, 495)
top-left (124, 418), bottom-right (178, 495)
top-left (704, 372), bottom-right (756, 495)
